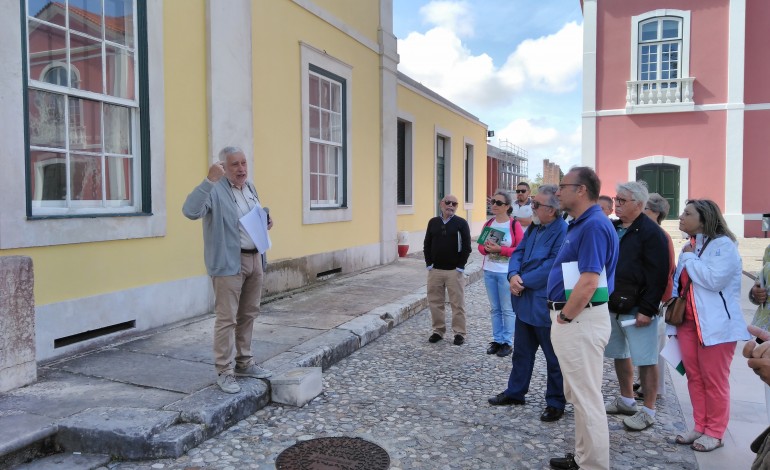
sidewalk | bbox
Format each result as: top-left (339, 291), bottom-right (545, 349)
top-left (0, 252), bottom-right (486, 468)
top-left (2, 238), bottom-right (768, 469)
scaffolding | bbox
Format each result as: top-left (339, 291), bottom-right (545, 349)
top-left (488, 139), bottom-right (528, 191)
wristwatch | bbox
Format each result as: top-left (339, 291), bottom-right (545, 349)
top-left (558, 311), bottom-right (572, 323)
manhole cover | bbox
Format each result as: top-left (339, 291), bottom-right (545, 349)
top-left (275, 436), bottom-right (390, 470)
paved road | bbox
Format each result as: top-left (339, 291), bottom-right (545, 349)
top-left (105, 279), bottom-right (699, 470)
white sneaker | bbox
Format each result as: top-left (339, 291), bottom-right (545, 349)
top-left (605, 396), bottom-right (638, 416)
top-left (217, 373), bottom-right (240, 394)
top-left (234, 363), bottom-right (273, 379)
top-left (624, 410), bottom-right (655, 431)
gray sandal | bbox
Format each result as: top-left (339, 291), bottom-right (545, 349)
top-left (691, 435), bottom-right (723, 452)
top-left (675, 430), bottom-right (703, 445)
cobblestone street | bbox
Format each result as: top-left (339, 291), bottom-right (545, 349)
top-left (107, 279), bottom-right (698, 470)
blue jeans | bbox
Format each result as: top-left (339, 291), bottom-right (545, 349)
top-left (483, 270), bottom-right (515, 345)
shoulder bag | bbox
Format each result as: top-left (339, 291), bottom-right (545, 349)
top-left (665, 238), bottom-right (711, 325)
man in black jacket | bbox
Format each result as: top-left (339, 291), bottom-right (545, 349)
top-left (604, 181), bottom-right (671, 432)
top-left (424, 194), bottom-right (472, 345)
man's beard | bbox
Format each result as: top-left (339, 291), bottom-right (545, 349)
top-left (531, 214), bottom-right (541, 225)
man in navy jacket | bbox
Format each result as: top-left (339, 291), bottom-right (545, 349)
top-left (487, 184), bottom-right (568, 422)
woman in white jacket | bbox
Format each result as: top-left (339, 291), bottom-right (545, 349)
top-left (673, 199), bottom-right (750, 452)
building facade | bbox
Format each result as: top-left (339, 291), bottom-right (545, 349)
top-left (582, 0), bottom-right (768, 235)
top-left (0, 0), bottom-right (487, 363)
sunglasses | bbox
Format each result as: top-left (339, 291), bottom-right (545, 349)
top-left (532, 201), bottom-right (552, 210)
top-left (515, 189), bottom-right (528, 194)
top-left (489, 199), bottom-right (507, 206)
top-left (443, 200), bottom-right (459, 207)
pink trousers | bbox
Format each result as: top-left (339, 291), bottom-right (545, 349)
top-left (677, 316), bottom-right (735, 439)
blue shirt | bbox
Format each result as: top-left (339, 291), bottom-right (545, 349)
top-left (546, 204), bottom-right (618, 302)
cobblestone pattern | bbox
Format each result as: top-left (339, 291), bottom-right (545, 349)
top-left (105, 280), bottom-right (698, 470)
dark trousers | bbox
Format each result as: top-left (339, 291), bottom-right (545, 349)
top-left (505, 317), bottom-right (566, 409)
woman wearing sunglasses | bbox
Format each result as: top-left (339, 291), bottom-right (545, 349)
top-left (479, 191), bottom-right (524, 357)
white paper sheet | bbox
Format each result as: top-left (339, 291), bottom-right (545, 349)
top-left (660, 336), bottom-right (685, 375)
top-left (240, 205), bottom-right (271, 253)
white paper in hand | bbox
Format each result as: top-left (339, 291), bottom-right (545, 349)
top-left (240, 205), bottom-right (271, 253)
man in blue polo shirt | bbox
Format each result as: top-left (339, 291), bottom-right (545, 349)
top-left (547, 167), bottom-right (618, 470)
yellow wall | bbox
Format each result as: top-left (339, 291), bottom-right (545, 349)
top-left (2, 0), bottom-right (209, 306)
top-left (250, 0), bottom-right (383, 262)
top-left (311, 0), bottom-right (381, 45)
top-left (396, 84), bottom-right (488, 233)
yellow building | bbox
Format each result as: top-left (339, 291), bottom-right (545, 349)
top-left (0, 0), bottom-right (486, 363)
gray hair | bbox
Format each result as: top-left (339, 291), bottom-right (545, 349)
top-left (537, 184), bottom-right (561, 217)
top-left (616, 180), bottom-right (649, 207)
top-left (646, 193), bottom-right (670, 224)
top-left (218, 146), bottom-right (245, 162)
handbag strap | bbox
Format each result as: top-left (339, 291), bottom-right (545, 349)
top-left (679, 237), bottom-right (712, 295)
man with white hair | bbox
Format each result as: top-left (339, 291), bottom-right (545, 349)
top-left (604, 181), bottom-right (670, 432)
top-left (183, 146), bottom-right (274, 394)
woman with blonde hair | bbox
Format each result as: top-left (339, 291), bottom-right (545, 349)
top-left (673, 199), bottom-right (750, 452)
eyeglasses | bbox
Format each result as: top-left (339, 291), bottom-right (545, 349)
top-left (558, 183), bottom-right (582, 190)
top-left (613, 197), bottom-right (635, 206)
top-left (532, 201), bottom-right (552, 210)
top-left (644, 206), bottom-right (653, 212)
top-left (489, 199), bottom-right (507, 206)
top-left (515, 189), bottom-right (528, 194)
top-left (443, 200), bottom-right (458, 207)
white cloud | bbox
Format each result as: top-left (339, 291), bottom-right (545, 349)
top-left (397, 19), bottom-right (582, 110)
top-left (419, 1), bottom-right (474, 38)
top-left (496, 120), bottom-right (582, 177)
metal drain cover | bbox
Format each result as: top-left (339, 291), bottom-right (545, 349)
top-left (275, 436), bottom-right (390, 470)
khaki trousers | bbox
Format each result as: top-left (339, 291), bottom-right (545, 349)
top-left (551, 304), bottom-right (611, 470)
top-left (212, 252), bottom-right (264, 375)
top-left (427, 268), bottom-right (466, 337)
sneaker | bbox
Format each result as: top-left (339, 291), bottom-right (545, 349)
top-left (605, 396), bottom-right (638, 416)
top-left (217, 373), bottom-right (240, 394)
top-left (234, 363), bottom-right (273, 379)
top-left (624, 410), bottom-right (655, 431)
top-left (496, 344), bottom-right (513, 357)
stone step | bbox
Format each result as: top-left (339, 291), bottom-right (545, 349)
top-left (0, 413), bottom-right (57, 469)
top-left (11, 452), bottom-right (109, 470)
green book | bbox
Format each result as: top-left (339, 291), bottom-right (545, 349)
top-left (477, 226), bottom-right (505, 245)
top-left (562, 261), bottom-right (609, 302)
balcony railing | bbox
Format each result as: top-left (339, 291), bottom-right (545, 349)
top-left (626, 77), bottom-right (695, 106)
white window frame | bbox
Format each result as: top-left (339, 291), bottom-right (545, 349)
top-left (463, 138), bottom-right (474, 208)
top-left (0, 0), bottom-right (166, 249)
top-left (434, 126), bottom-right (452, 205)
top-left (25, 0), bottom-right (141, 216)
top-left (628, 10), bottom-right (692, 114)
top-left (396, 111), bottom-right (414, 215)
top-left (300, 42), bottom-right (352, 224)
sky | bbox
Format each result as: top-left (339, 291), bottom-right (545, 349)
top-left (393, 0), bottom-right (584, 180)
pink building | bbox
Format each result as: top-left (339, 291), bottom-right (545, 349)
top-left (581, 0), bottom-right (770, 237)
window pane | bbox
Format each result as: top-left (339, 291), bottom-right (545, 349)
top-left (104, 103), bottom-right (131, 154)
top-left (105, 156), bottom-right (132, 202)
top-left (662, 20), bottom-right (679, 39)
top-left (321, 111), bottom-right (330, 141)
top-left (641, 21), bottom-right (657, 41)
top-left (321, 80), bottom-right (330, 110)
top-left (325, 148), bottom-right (337, 174)
top-left (331, 82), bottom-right (341, 112)
top-left (69, 97), bottom-right (102, 151)
top-left (28, 1), bottom-right (66, 28)
top-left (309, 74), bottom-right (319, 106)
top-left (70, 33), bottom-right (103, 93)
top-left (29, 89), bottom-right (66, 148)
top-left (331, 114), bottom-right (342, 143)
top-left (28, 20), bottom-right (67, 83)
top-left (30, 151), bottom-right (67, 201)
top-left (310, 142), bottom-right (319, 173)
top-left (104, 0), bottom-right (134, 47)
top-left (105, 45), bottom-right (135, 99)
top-left (309, 106), bottom-right (320, 139)
top-left (69, 0), bottom-right (103, 39)
top-left (70, 154), bottom-right (103, 201)
top-left (311, 174), bottom-right (319, 202)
